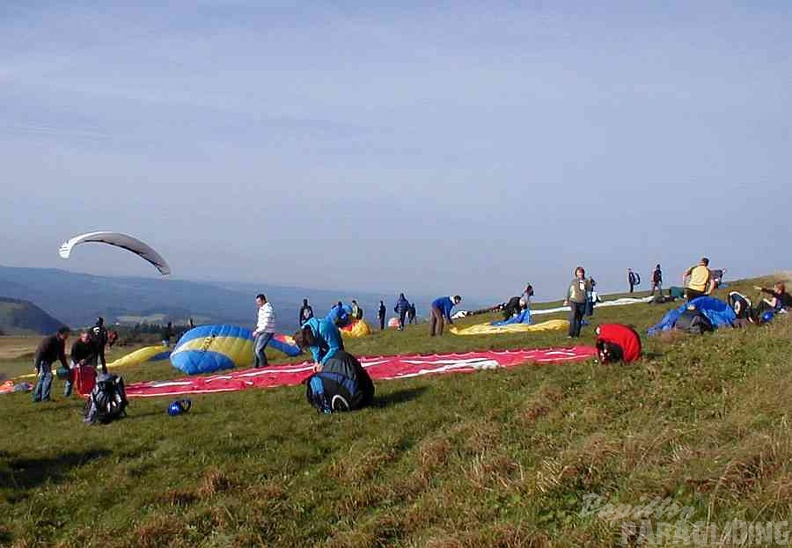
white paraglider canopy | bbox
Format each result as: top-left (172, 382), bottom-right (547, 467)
top-left (58, 231), bottom-right (171, 276)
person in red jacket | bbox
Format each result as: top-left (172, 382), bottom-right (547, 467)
top-left (595, 324), bottom-right (642, 363)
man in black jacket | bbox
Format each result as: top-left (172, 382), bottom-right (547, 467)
top-left (299, 298), bottom-right (314, 326)
top-left (377, 301), bottom-right (386, 330)
top-left (91, 317), bottom-right (109, 374)
top-left (33, 326), bottom-right (70, 402)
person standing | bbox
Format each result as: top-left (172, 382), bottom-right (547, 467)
top-left (299, 298), bottom-right (314, 326)
top-left (161, 321), bottom-right (175, 347)
top-left (91, 317), bottom-right (109, 374)
top-left (377, 300), bottom-right (386, 330)
top-left (564, 267), bottom-right (591, 338)
top-left (252, 294), bottom-right (276, 368)
top-left (32, 326), bottom-right (70, 402)
top-left (651, 264), bottom-right (663, 295)
top-left (429, 295), bottom-right (462, 336)
top-left (407, 303), bottom-right (416, 324)
top-left (682, 258), bottom-right (715, 301)
top-left (627, 268), bottom-right (639, 294)
top-left (394, 293), bottom-right (410, 331)
top-left (67, 330), bottom-right (95, 398)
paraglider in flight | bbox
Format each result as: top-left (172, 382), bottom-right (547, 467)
top-left (58, 231), bottom-right (171, 276)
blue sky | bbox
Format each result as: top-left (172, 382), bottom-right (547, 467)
top-left (1, 0), bottom-right (790, 303)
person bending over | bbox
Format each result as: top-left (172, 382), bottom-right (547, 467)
top-left (294, 316), bottom-right (345, 370)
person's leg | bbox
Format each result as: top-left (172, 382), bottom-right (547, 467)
top-left (64, 362), bottom-right (74, 397)
top-left (567, 305), bottom-right (577, 337)
top-left (254, 332), bottom-right (272, 367)
top-left (40, 362), bottom-right (53, 401)
top-left (438, 315), bottom-right (445, 336)
top-left (32, 362), bottom-right (45, 402)
top-left (575, 303), bottom-right (586, 336)
top-left (398, 311), bottom-right (406, 330)
top-left (430, 307), bottom-right (439, 336)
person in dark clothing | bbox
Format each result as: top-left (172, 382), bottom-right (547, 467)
top-left (33, 326), bottom-right (70, 402)
top-left (651, 264), bottom-right (663, 295)
top-left (67, 330), bottom-right (96, 398)
top-left (754, 282), bottom-right (792, 314)
top-left (91, 317), bottom-right (109, 374)
top-left (350, 300), bottom-right (363, 320)
top-left (565, 266), bottom-right (591, 338)
top-left (429, 295), bottom-right (462, 336)
top-left (394, 293), bottom-right (410, 331)
top-left (627, 268), bottom-right (639, 293)
top-left (407, 303), bottom-right (416, 324)
top-left (161, 321), bottom-right (175, 347)
top-left (299, 298), bottom-right (314, 326)
top-left (377, 300), bottom-right (386, 330)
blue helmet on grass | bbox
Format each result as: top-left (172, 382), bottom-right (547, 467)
top-left (168, 399), bottom-right (192, 416)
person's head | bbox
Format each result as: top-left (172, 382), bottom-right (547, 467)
top-left (700, 257), bottom-right (710, 266)
top-left (56, 326), bottom-right (71, 340)
top-left (575, 266), bottom-right (585, 278)
top-left (656, 264), bottom-right (661, 269)
top-left (775, 282), bottom-right (786, 294)
top-left (303, 298), bottom-right (308, 306)
top-left (399, 293), bottom-right (405, 299)
top-left (628, 268), bottom-right (632, 272)
top-left (255, 294), bottom-right (266, 307)
top-left (380, 300), bottom-right (384, 305)
top-left (96, 317), bottom-right (104, 326)
top-left (352, 300), bottom-right (358, 305)
top-left (453, 295), bottom-right (462, 304)
top-left (79, 330), bottom-right (90, 343)
top-left (292, 325), bottom-right (316, 349)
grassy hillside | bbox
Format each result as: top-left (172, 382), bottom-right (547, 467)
top-left (1, 276), bottom-right (790, 546)
top-left (0, 297), bottom-right (65, 336)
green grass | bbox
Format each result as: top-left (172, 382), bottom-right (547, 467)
top-left (2, 277), bottom-right (791, 546)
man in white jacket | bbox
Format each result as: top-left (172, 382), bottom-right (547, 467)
top-left (252, 294), bottom-right (276, 367)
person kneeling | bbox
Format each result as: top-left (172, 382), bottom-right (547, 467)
top-left (304, 350), bottom-right (375, 414)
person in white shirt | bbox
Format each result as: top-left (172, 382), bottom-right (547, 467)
top-left (252, 293), bottom-right (276, 368)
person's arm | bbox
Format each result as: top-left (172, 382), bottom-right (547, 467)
top-left (444, 299), bottom-right (456, 323)
top-left (705, 273), bottom-right (716, 295)
top-left (682, 267), bottom-right (693, 283)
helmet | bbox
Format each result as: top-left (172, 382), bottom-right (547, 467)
top-left (167, 399), bottom-right (192, 416)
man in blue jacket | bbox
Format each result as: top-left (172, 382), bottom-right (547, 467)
top-left (430, 295), bottom-right (462, 336)
top-left (394, 293), bottom-right (410, 331)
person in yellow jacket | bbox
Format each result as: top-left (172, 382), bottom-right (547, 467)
top-left (682, 257), bottom-right (715, 301)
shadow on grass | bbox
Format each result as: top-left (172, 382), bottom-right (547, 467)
top-left (372, 386), bottom-right (428, 408)
top-left (1, 449), bottom-right (111, 494)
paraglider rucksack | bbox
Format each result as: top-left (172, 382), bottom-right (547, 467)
top-left (85, 373), bottom-right (128, 424)
top-left (728, 291), bottom-right (754, 321)
top-left (673, 309), bottom-right (714, 335)
top-left (305, 372), bottom-right (361, 414)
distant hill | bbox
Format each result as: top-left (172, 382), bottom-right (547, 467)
top-left (0, 297), bottom-right (66, 335)
top-left (0, 266), bottom-right (469, 332)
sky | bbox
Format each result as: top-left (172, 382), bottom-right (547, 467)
top-left (1, 0), bottom-right (790, 303)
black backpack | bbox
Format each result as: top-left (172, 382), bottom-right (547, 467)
top-left (728, 291), bottom-right (754, 320)
top-left (305, 372), bottom-right (361, 414)
top-left (85, 373), bottom-right (128, 424)
top-left (673, 309), bottom-right (714, 335)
